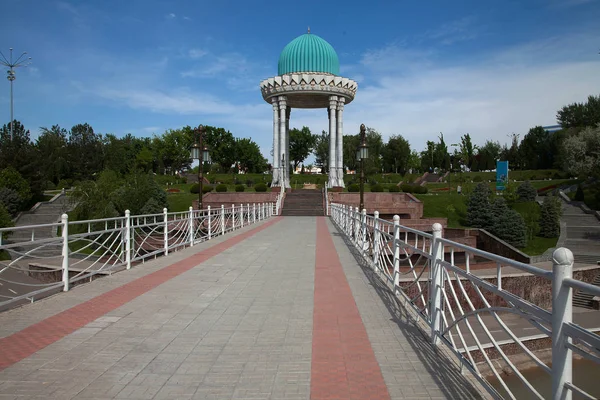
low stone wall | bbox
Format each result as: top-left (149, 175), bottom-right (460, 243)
top-left (329, 192), bottom-right (423, 219)
top-left (194, 192), bottom-right (278, 210)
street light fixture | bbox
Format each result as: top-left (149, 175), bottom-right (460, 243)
top-left (356, 123), bottom-right (369, 211)
top-left (190, 125), bottom-right (211, 210)
top-left (0, 48), bottom-right (32, 140)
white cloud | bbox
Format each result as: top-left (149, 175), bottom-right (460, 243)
top-left (167, 13), bottom-right (176, 19)
top-left (421, 16), bottom-right (479, 45)
top-left (188, 48), bottom-right (207, 59)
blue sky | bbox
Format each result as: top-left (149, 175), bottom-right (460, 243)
top-left (1, 0), bottom-right (599, 162)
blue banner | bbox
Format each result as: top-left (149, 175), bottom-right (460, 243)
top-left (496, 161), bottom-right (509, 191)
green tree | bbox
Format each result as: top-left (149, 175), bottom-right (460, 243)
top-left (420, 140), bottom-right (436, 171)
top-left (477, 140), bottom-right (502, 171)
top-left (68, 123), bottom-right (103, 180)
top-left (435, 133), bottom-right (450, 171)
top-left (459, 133), bottom-right (476, 170)
top-left (382, 135), bottom-right (411, 173)
top-left (557, 94), bottom-right (600, 128)
top-left (489, 197), bottom-right (527, 248)
top-left (407, 150), bottom-right (421, 173)
top-left (235, 138), bottom-right (268, 173)
top-left (313, 130), bottom-right (329, 172)
top-left (70, 170), bottom-right (122, 221)
top-left (501, 133), bottom-right (522, 170)
top-left (289, 126), bottom-right (316, 170)
top-left (0, 167), bottom-right (31, 205)
top-left (0, 203), bottom-right (13, 238)
top-left (203, 126), bottom-right (237, 173)
top-left (114, 170), bottom-right (168, 215)
top-left (516, 180), bottom-right (537, 202)
top-left (36, 125), bottom-right (70, 184)
top-left (519, 126), bottom-right (552, 170)
top-left (467, 183), bottom-right (492, 228)
top-left (539, 195), bottom-right (562, 238)
top-left (561, 125), bottom-right (600, 177)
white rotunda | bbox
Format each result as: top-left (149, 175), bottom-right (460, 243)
top-left (259, 30), bottom-right (358, 189)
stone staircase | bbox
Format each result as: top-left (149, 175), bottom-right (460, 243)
top-left (281, 189), bottom-right (324, 216)
top-left (561, 199), bottom-right (600, 264)
top-left (573, 272), bottom-right (600, 309)
top-left (9, 194), bottom-right (74, 257)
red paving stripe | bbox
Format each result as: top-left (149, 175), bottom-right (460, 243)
top-left (311, 217), bottom-right (390, 400)
top-left (0, 217), bottom-right (281, 370)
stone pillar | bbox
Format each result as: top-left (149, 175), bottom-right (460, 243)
top-left (336, 97), bottom-right (345, 188)
top-left (279, 96), bottom-right (289, 189)
top-left (271, 98), bottom-right (280, 187)
top-left (328, 95), bottom-right (338, 188)
top-left (285, 107), bottom-right (291, 188)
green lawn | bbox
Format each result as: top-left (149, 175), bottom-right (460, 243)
top-left (167, 193), bottom-right (198, 212)
top-left (520, 236), bottom-right (558, 256)
top-left (414, 193), bottom-right (468, 228)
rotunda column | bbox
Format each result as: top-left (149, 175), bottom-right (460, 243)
top-left (278, 96), bottom-right (288, 189)
top-left (328, 95), bottom-right (338, 188)
top-left (336, 97), bottom-right (345, 187)
top-left (271, 98), bottom-right (280, 187)
top-left (285, 107), bottom-right (291, 187)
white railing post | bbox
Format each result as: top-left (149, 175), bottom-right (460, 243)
top-left (240, 204), bottom-right (244, 228)
top-left (61, 213), bottom-right (69, 292)
top-left (163, 208), bottom-right (169, 255)
top-left (361, 209), bottom-right (367, 254)
top-left (232, 204), bottom-right (235, 230)
top-left (373, 211), bottom-right (380, 271)
top-left (247, 203), bottom-right (251, 225)
top-left (552, 247), bottom-right (574, 400)
top-left (393, 215), bottom-right (400, 292)
top-left (430, 223), bottom-right (444, 346)
top-left (208, 206), bottom-right (212, 240)
top-left (125, 210), bottom-right (131, 270)
top-left (346, 205), bottom-right (351, 235)
top-left (253, 203), bottom-right (256, 223)
top-left (354, 207), bottom-right (360, 243)
top-left (221, 205), bottom-right (225, 235)
top-left (189, 206), bottom-right (194, 245)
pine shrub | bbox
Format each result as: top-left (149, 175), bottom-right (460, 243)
top-left (235, 184), bottom-right (245, 192)
top-left (540, 195), bottom-right (562, 237)
top-left (467, 183), bottom-right (492, 229)
top-left (489, 197), bottom-right (527, 248)
top-left (516, 180), bottom-right (537, 202)
top-left (216, 184), bottom-right (228, 192)
top-left (347, 184), bottom-right (360, 192)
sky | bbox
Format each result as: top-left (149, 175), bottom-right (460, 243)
top-left (0, 0), bottom-right (599, 163)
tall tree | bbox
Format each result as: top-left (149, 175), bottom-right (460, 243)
top-left (68, 123), bottom-right (103, 180)
top-left (289, 126), bottom-right (316, 170)
top-left (519, 126), bottom-right (552, 170)
top-left (235, 138), bottom-right (268, 173)
top-left (459, 133), bottom-right (476, 170)
top-left (37, 125), bottom-right (69, 184)
top-left (561, 125), bottom-right (600, 177)
top-left (203, 126), bottom-right (237, 173)
top-left (313, 130), bottom-right (329, 172)
top-left (382, 135), bottom-right (411, 173)
top-left (420, 141), bottom-right (436, 171)
top-left (557, 94), bottom-right (600, 128)
top-left (434, 133), bottom-right (450, 171)
top-left (477, 140), bottom-right (502, 171)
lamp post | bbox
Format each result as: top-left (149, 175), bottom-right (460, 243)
top-left (0, 48), bottom-right (32, 140)
top-left (190, 125), bottom-right (211, 210)
top-left (356, 124), bottom-right (369, 211)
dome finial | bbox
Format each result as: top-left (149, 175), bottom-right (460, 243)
top-left (307, 26), bottom-right (310, 34)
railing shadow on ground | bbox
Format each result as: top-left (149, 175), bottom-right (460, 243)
top-left (332, 228), bottom-right (486, 399)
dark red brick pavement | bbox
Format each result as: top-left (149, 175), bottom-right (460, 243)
top-left (311, 217), bottom-right (390, 400)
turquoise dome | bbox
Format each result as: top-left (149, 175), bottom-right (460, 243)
top-left (278, 33), bottom-right (340, 76)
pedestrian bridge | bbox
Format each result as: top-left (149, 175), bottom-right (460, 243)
top-left (0, 201), bottom-right (599, 399)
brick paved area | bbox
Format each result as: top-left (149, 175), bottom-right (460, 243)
top-left (0, 216), bottom-right (485, 399)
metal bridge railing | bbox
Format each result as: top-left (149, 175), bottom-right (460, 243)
top-left (0, 203), bottom-right (275, 310)
top-left (330, 203), bottom-right (600, 400)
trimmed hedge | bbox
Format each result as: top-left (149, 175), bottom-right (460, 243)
top-left (190, 184), bottom-right (214, 194)
top-left (400, 184), bottom-right (428, 194)
top-left (347, 183), bottom-right (360, 192)
top-left (235, 184), bottom-right (245, 192)
top-left (215, 184), bottom-right (228, 192)
top-left (388, 185), bottom-right (400, 193)
top-left (370, 184), bottom-right (384, 192)
top-left (255, 183), bottom-right (268, 192)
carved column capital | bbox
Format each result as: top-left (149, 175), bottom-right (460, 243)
top-left (272, 97), bottom-right (279, 111)
top-left (278, 95), bottom-right (287, 108)
top-left (329, 95), bottom-right (338, 109)
top-left (337, 97), bottom-right (345, 111)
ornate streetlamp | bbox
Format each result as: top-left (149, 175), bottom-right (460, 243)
top-left (0, 48), bottom-right (32, 140)
top-left (190, 125), bottom-right (211, 210)
top-left (356, 124), bottom-right (369, 211)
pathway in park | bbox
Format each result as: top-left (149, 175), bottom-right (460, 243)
top-left (0, 216), bottom-right (483, 399)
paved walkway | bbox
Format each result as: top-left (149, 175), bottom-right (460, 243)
top-left (0, 217), bottom-right (484, 399)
